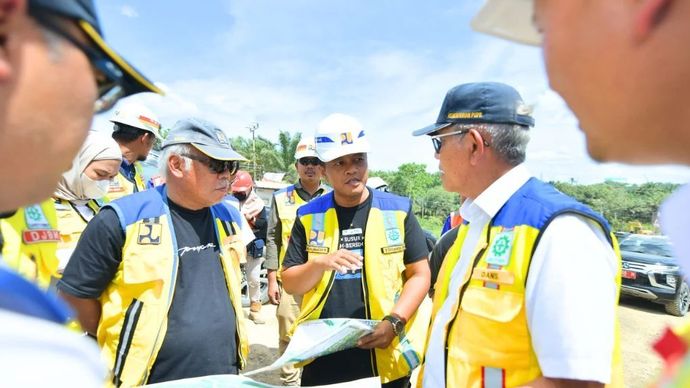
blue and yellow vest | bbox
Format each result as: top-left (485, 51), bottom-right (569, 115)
top-left (291, 190), bottom-right (430, 384)
top-left (421, 178), bottom-right (623, 387)
top-left (0, 200), bottom-right (60, 288)
top-left (99, 185), bottom-right (249, 387)
top-left (106, 161), bottom-right (146, 202)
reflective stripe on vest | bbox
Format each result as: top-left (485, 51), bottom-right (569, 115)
top-left (292, 190), bottom-right (430, 384)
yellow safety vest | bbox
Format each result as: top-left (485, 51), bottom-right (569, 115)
top-left (420, 178), bottom-right (623, 387)
top-left (292, 190), bottom-right (430, 384)
top-left (54, 198), bottom-right (102, 263)
top-left (106, 161), bottom-right (146, 201)
top-left (0, 200), bottom-right (60, 288)
top-left (273, 185), bottom-right (308, 278)
top-left (100, 185), bottom-right (249, 387)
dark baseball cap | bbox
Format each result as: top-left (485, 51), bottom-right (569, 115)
top-left (29, 0), bottom-right (162, 99)
top-left (413, 82), bottom-right (535, 136)
top-left (163, 118), bottom-right (248, 161)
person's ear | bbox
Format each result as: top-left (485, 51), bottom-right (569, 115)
top-left (0, 0), bottom-right (26, 82)
top-left (468, 129), bottom-right (488, 165)
top-left (634, 0), bottom-right (672, 41)
top-left (168, 155), bottom-right (186, 178)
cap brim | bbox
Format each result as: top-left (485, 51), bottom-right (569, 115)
top-left (78, 21), bottom-right (164, 97)
top-left (471, 0), bottom-right (542, 46)
top-left (412, 122), bottom-right (453, 137)
top-left (192, 144), bottom-right (248, 162)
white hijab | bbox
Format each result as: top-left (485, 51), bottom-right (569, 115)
top-left (54, 131), bottom-right (122, 201)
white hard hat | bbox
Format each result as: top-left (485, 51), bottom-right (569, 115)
top-left (314, 113), bottom-right (370, 163)
top-left (294, 136), bottom-right (318, 159)
top-left (367, 176), bottom-right (388, 191)
top-left (471, 0), bottom-right (541, 46)
top-left (110, 103), bottom-right (163, 140)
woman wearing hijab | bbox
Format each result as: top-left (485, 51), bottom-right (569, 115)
top-left (54, 131), bottom-right (122, 271)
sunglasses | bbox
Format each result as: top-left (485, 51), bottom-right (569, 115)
top-left (29, 9), bottom-right (125, 114)
top-left (298, 157), bottom-right (323, 166)
top-left (430, 129), bottom-right (470, 154)
top-left (182, 153), bottom-right (240, 175)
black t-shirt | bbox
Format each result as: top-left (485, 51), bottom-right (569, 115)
top-left (57, 199), bottom-right (238, 384)
top-left (282, 189), bottom-right (429, 386)
top-left (429, 227), bottom-right (459, 296)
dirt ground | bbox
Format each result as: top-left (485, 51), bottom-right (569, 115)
top-left (243, 297), bottom-right (686, 387)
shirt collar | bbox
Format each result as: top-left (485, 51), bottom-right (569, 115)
top-left (295, 179), bottom-right (327, 193)
top-left (460, 164), bottom-right (531, 223)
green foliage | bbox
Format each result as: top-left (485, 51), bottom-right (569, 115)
top-left (231, 131), bottom-right (302, 181)
top-left (552, 181), bottom-right (678, 231)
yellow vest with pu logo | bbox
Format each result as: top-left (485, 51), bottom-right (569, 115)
top-left (106, 161), bottom-right (146, 202)
top-left (99, 185), bottom-right (249, 387)
top-left (420, 178), bottom-right (623, 387)
top-left (291, 190), bottom-right (430, 384)
top-left (0, 200), bottom-right (60, 288)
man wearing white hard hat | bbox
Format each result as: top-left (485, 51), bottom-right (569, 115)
top-left (107, 103), bottom-right (162, 201)
top-left (281, 113), bottom-right (431, 387)
top-left (265, 135), bottom-right (329, 386)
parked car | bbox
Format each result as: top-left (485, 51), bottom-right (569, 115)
top-left (619, 234), bottom-right (688, 316)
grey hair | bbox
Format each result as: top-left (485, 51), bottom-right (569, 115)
top-left (453, 123), bottom-right (530, 166)
top-left (158, 144), bottom-right (192, 179)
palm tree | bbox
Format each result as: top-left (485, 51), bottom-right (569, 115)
top-left (230, 130), bottom-right (302, 182)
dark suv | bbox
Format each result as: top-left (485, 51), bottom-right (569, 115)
top-left (618, 234), bottom-right (688, 316)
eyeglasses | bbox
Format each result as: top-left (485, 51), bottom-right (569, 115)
top-left (29, 9), bottom-right (125, 113)
top-left (298, 157), bottom-right (323, 166)
top-left (430, 129), bottom-right (469, 154)
top-left (182, 153), bottom-right (240, 175)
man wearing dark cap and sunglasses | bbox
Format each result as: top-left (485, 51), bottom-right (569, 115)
top-left (413, 82), bottom-right (623, 387)
top-left (265, 136), bottom-right (329, 386)
top-left (0, 0), bottom-right (161, 385)
top-left (58, 118), bottom-right (251, 386)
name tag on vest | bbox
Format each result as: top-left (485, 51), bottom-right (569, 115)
top-left (306, 245), bottom-right (329, 254)
top-left (472, 268), bottom-right (515, 285)
top-left (381, 244), bottom-right (405, 254)
top-left (22, 229), bottom-right (60, 244)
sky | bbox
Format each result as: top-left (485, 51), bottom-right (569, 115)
top-left (92, 0), bottom-right (690, 184)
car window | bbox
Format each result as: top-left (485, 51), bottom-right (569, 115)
top-left (619, 236), bottom-right (673, 257)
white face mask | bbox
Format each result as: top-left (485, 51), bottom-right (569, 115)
top-left (81, 173), bottom-right (111, 199)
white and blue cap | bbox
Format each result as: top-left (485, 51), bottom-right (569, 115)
top-left (471, 0), bottom-right (541, 46)
top-left (413, 82), bottom-right (534, 136)
top-left (162, 118), bottom-right (247, 161)
top-left (314, 113), bottom-right (370, 163)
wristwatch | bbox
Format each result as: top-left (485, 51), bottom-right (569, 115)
top-left (383, 314), bottom-right (406, 338)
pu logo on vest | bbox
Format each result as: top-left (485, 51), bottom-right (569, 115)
top-left (137, 223), bottom-right (162, 245)
top-left (306, 229), bottom-right (329, 254)
top-left (285, 189), bottom-right (296, 206)
top-left (340, 132), bottom-right (353, 145)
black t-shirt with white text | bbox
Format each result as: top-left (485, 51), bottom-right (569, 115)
top-left (57, 199), bottom-right (238, 384)
top-left (282, 189), bottom-right (429, 386)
